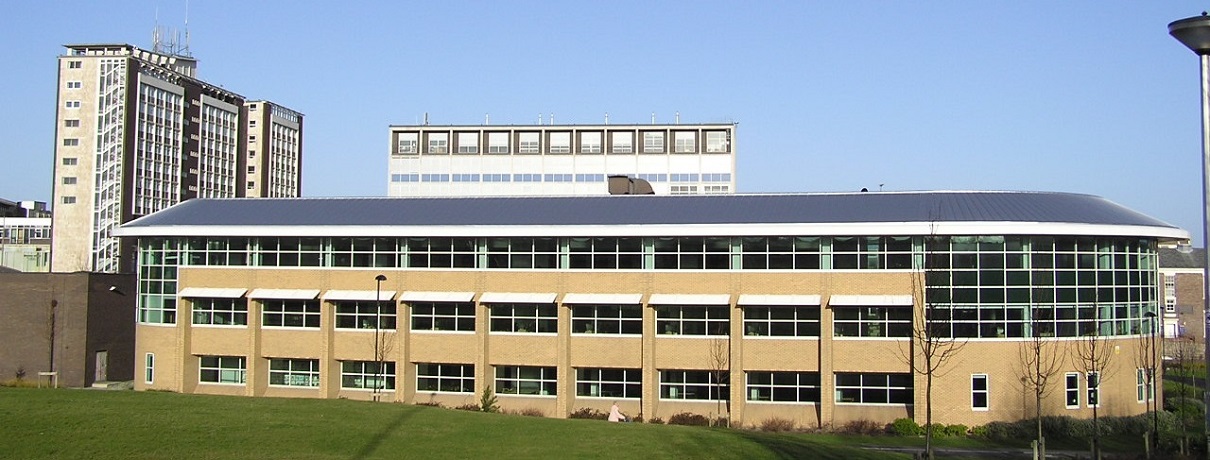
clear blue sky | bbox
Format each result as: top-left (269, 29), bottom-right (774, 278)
top-left (2, 2), bottom-right (1209, 243)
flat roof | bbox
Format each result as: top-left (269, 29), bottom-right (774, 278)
top-left (114, 191), bottom-right (1189, 240)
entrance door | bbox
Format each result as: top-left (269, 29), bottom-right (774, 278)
top-left (95, 350), bottom-right (108, 383)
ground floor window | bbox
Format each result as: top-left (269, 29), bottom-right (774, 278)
top-left (334, 301), bottom-right (396, 330)
top-left (144, 353), bottom-right (154, 384)
top-left (971, 374), bottom-right (989, 410)
top-left (575, 368), bottom-right (641, 398)
top-left (496, 366), bottom-right (556, 396)
top-left (1136, 368), bottom-right (1154, 403)
top-left (341, 361), bottom-right (395, 390)
top-left (200, 356), bottom-right (247, 384)
top-left (660, 370), bottom-right (728, 401)
top-left (1087, 371), bottom-right (1099, 408)
top-left (746, 371), bottom-right (820, 403)
top-left (834, 372), bottom-right (912, 404)
top-left (1065, 372), bottom-right (1081, 409)
top-left (269, 358), bottom-right (319, 387)
top-left (417, 363), bottom-right (474, 393)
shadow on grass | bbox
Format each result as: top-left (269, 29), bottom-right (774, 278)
top-left (349, 407), bottom-right (416, 460)
top-left (734, 431), bottom-right (901, 460)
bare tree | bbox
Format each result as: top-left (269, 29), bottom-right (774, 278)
top-left (1168, 335), bottom-right (1200, 455)
top-left (898, 234), bottom-right (967, 460)
top-left (1134, 313), bottom-right (1161, 454)
top-left (707, 336), bottom-right (730, 426)
top-left (1017, 305), bottom-right (1064, 460)
top-left (1073, 307), bottom-right (1113, 460)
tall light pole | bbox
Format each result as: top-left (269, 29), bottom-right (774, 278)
top-left (374, 274), bottom-right (387, 401)
top-left (1169, 13), bottom-right (1210, 456)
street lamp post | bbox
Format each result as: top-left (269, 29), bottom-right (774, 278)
top-left (1168, 13), bottom-right (1210, 456)
top-left (374, 274), bottom-right (387, 401)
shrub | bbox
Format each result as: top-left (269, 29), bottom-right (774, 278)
top-left (838, 419), bottom-right (884, 436)
top-left (14, 366), bottom-right (26, 380)
top-left (648, 417), bottom-right (664, 425)
top-left (760, 417), bottom-right (797, 432)
top-left (454, 403), bottom-right (481, 412)
top-left (514, 407), bottom-right (545, 417)
top-left (969, 425), bottom-right (989, 438)
top-left (568, 407), bottom-right (608, 420)
top-left (667, 412), bottom-right (710, 426)
top-left (890, 418), bottom-right (921, 436)
top-left (942, 424), bottom-right (968, 437)
top-left (479, 386), bottom-right (499, 413)
top-left (414, 401), bottom-right (443, 408)
top-left (0, 378), bottom-right (38, 388)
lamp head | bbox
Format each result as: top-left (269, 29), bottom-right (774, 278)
top-left (375, 274), bottom-right (387, 282)
top-left (1170, 13), bottom-right (1210, 55)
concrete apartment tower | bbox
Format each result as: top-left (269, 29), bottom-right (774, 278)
top-left (51, 43), bottom-right (302, 273)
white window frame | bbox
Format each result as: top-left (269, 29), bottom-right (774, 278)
top-left (548, 132), bottom-right (571, 154)
top-left (742, 306), bottom-right (821, 337)
top-left (660, 370), bottom-right (727, 401)
top-left (746, 371), bottom-right (821, 403)
top-left (971, 374), bottom-right (989, 411)
top-left (62, 157), bottom-right (78, 166)
top-left (199, 355), bottom-right (247, 385)
top-left (656, 305), bottom-right (729, 336)
top-left (268, 358), bottom-right (320, 387)
top-left (518, 132), bottom-right (540, 154)
top-left (705, 131), bottom-right (729, 153)
top-left (191, 298), bottom-right (249, 326)
top-left (834, 372), bottom-right (913, 405)
top-left (456, 132), bottom-right (479, 154)
top-left (427, 132), bottom-right (448, 154)
top-left (417, 363), bottom-right (475, 393)
top-left (1087, 371), bottom-right (1100, 408)
top-left (144, 353), bottom-right (154, 384)
top-left (341, 360), bottom-right (395, 391)
top-left (495, 365), bottom-right (557, 396)
top-left (489, 303), bottom-right (557, 333)
top-left (487, 132), bottom-right (509, 154)
top-left (334, 300), bottom-right (397, 330)
top-left (642, 131), bottom-right (664, 153)
top-left (576, 367), bottom-right (641, 399)
top-left (610, 131), bottom-right (633, 153)
top-left (261, 299), bottom-right (321, 328)
top-left (410, 301), bottom-right (475, 332)
top-left (397, 133), bottom-right (418, 154)
top-left (571, 304), bottom-right (642, 335)
top-left (673, 131), bottom-right (696, 153)
top-left (579, 131), bottom-right (602, 153)
top-left (64, 119), bottom-right (80, 128)
top-left (1065, 372), bottom-right (1080, 409)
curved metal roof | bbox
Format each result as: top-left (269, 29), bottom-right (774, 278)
top-left (114, 191), bottom-right (1187, 239)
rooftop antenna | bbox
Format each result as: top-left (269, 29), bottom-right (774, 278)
top-left (675, 111), bottom-right (680, 125)
top-left (550, 113), bottom-right (555, 125)
top-left (651, 112), bottom-right (656, 124)
top-left (604, 113), bottom-right (609, 125)
top-left (538, 113), bottom-right (543, 125)
top-left (183, 0), bottom-right (191, 56)
top-left (485, 113), bottom-right (490, 125)
top-left (423, 112), bottom-right (429, 126)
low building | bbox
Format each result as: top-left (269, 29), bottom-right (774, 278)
top-left (115, 191), bottom-right (1183, 427)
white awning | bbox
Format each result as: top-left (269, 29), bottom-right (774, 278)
top-left (247, 288), bottom-right (320, 300)
top-left (647, 294), bottom-right (731, 305)
top-left (177, 287), bottom-right (247, 298)
top-left (399, 291), bottom-right (476, 302)
top-left (479, 292), bottom-right (558, 304)
top-left (560, 293), bottom-right (643, 304)
top-left (736, 294), bottom-right (822, 306)
top-left (322, 290), bottom-right (396, 301)
top-left (828, 295), bottom-right (914, 307)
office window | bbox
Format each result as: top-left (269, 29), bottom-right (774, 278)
top-left (62, 157), bottom-right (78, 166)
top-left (1065, 372), bottom-right (1080, 409)
top-left (248, 166), bottom-right (256, 174)
top-left (199, 356), bottom-right (247, 384)
top-left (642, 131), bottom-right (665, 153)
top-left (653, 237), bottom-right (731, 269)
top-left (518, 132), bottom-right (540, 153)
top-left (579, 131), bottom-right (602, 153)
top-left (68, 60), bottom-right (82, 69)
top-left (834, 372), bottom-right (913, 404)
top-left (549, 132), bottom-right (571, 154)
top-left (568, 237), bottom-right (643, 269)
top-left (1137, 368), bottom-right (1154, 403)
top-left (417, 363), bottom-right (474, 393)
top-left (660, 370), bottom-right (727, 401)
top-left (65, 101), bottom-right (81, 108)
top-left (64, 119), bottom-right (80, 128)
top-left (496, 366), bottom-right (556, 396)
top-left (673, 131), bottom-right (696, 153)
top-left (62, 138), bottom-right (79, 146)
top-left (249, 150), bottom-right (257, 158)
top-left (410, 301), bottom-right (475, 332)
top-left (971, 374), bottom-right (989, 410)
top-left (334, 300), bottom-right (397, 330)
top-left (61, 176), bottom-right (77, 185)
top-left (191, 298), bottom-right (248, 326)
top-left (397, 132), bottom-right (418, 154)
top-left (247, 182), bottom-right (255, 189)
top-left (576, 368), bottom-right (641, 398)
top-left (1087, 371), bottom-right (1100, 408)
top-left (833, 306), bottom-right (912, 337)
top-left (249, 120), bottom-right (257, 127)
top-left (341, 361), bottom-right (395, 391)
top-left (746, 371), bottom-right (821, 403)
top-left (610, 131), bottom-right (633, 153)
top-left (705, 131), bottom-right (729, 152)
top-left (66, 81), bottom-right (82, 89)
top-left (61, 196), bottom-right (76, 204)
top-left (261, 299), bottom-right (321, 328)
top-left (486, 237), bottom-right (557, 268)
top-left (571, 304), bottom-right (642, 334)
top-left (144, 353), bottom-right (154, 384)
top-left (489, 303), bottom-right (557, 333)
top-left (249, 135), bottom-right (257, 142)
top-left (743, 306), bottom-right (820, 337)
top-left (268, 358), bottom-right (320, 387)
top-left (656, 305), bottom-right (729, 336)
top-left (456, 132), bottom-right (479, 153)
top-left (427, 132), bottom-right (448, 154)
top-left (487, 132), bottom-right (509, 154)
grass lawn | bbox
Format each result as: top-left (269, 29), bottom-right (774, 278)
top-left (0, 387), bottom-right (912, 460)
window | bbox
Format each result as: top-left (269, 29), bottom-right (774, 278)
top-left (62, 138), bottom-right (79, 146)
top-left (411, 302), bottom-right (475, 331)
top-left (261, 299), bottom-right (321, 328)
top-left (64, 119), bottom-right (80, 128)
top-left (334, 301), bottom-right (397, 330)
top-left (199, 356), bottom-right (247, 384)
top-left (249, 135), bottom-right (257, 142)
top-left (247, 166), bottom-right (256, 174)
top-left (1087, 371), bottom-right (1100, 408)
top-left (397, 132), bottom-right (418, 154)
top-left (427, 132), bottom-right (448, 154)
top-left (971, 374), bottom-right (989, 410)
top-left (657, 305), bottom-right (729, 336)
top-left (486, 237), bottom-right (558, 268)
top-left (571, 304), bottom-right (642, 334)
top-left (249, 150), bottom-right (256, 158)
top-left (61, 196), bottom-right (76, 204)
top-left (66, 81), bottom-right (82, 89)
top-left (705, 131), bottom-right (729, 152)
top-left (68, 60), bottom-right (82, 69)
top-left (489, 303), bottom-right (557, 333)
top-left (518, 132), bottom-right (540, 153)
top-left (249, 120), bottom-right (257, 127)
top-left (642, 131), bottom-right (664, 153)
top-left (834, 372), bottom-right (913, 404)
top-left (456, 132), bottom-right (479, 153)
top-left (144, 353), bottom-right (154, 384)
top-left (831, 236), bottom-right (913, 269)
top-left (660, 370), bottom-right (727, 400)
top-left (1065, 372), bottom-right (1080, 409)
top-left (740, 236), bottom-right (822, 269)
top-left (61, 177), bottom-right (77, 185)
top-left (577, 368), bottom-right (641, 398)
top-left (191, 298), bottom-right (248, 326)
top-left (65, 101), bottom-right (81, 109)
top-left (405, 237), bottom-right (475, 268)
top-left (673, 131), bottom-right (696, 153)
top-left (1137, 368), bottom-right (1154, 403)
top-left (746, 371), bottom-right (820, 403)
top-left (579, 131), bottom-right (602, 153)
top-left (743, 306), bottom-right (820, 337)
top-left (268, 358), bottom-right (319, 387)
top-left (341, 361), bottom-right (395, 391)
top-left (496, 366), bottom-right (556, 396)
top-left (62, 157), bottom-right (77, 166)
top-left (610, 132), bottom-right (633, 153)
top-left (417, 363), bottom-right (474, 393)
top-left (568, 237), bottom-right (643, 269)
top-left (653, 237), bottom-right (731, 269)
top-left (549, 132), bottom-right (571, 154)
top-left (487, 132), bottom-right (509, 154)
top-left (833, 306), bottom-right (912, 337)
